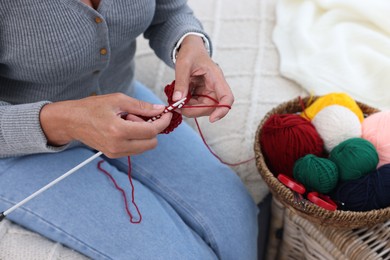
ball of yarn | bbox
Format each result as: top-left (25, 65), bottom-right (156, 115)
top-left (331, 164), bottom-right (390, 211)
top-left (362, 111), bottom-right (390, 168)
top-left (301, 93), bottom-right (364, 122)
top-left (329, 138), bottom-right (379, 181)
top-left (312, 105), bottom-right (362, 152)
top-left (260, 114), bottom-right (324, 177)
top-left (293, 154), bottom-right (339, 194)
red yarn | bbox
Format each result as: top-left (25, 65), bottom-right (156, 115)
top-left (97, 156), bottom-right (142, 224)
top-left (260, 114), bottom-right (324, 177)
top-left (160, 81), bottom-right (192, 134)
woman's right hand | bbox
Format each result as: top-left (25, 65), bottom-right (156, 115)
top-left (40, 93), bottom-right (172, 158)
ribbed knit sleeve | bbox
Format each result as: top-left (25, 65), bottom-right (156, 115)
top-left (144, 0), bottom-right (212, 67)
top-left (0, 102), bottom-right (68, 158)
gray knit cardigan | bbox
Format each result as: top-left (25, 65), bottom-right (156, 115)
top-left (0, 0), bottom-right (210, 157)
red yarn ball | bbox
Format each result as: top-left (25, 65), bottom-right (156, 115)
top-left (260, 114), bottom-right (324, 177)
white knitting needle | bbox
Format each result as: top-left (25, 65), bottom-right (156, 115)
top-left (146, 97), bottom-right (186, 122)
top-left (0, 151), bottom-right (103, 221)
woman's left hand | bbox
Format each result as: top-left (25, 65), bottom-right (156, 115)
top-left (173, 35), bottom-right (234, 123)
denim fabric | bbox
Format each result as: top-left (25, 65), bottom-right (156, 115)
top-left (0, 82), bottom-right (258, 260)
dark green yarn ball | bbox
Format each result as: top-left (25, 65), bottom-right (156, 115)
top-left (329, 138), bottom-right (379, 181)
top-left (293, 154), bottom-right (339, 194)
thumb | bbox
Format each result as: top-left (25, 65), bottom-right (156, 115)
top-left (120, 97), bottom-right (165, 117)
top-left (173, 64), bottom-right (191, 101)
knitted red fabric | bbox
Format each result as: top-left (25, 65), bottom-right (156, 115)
top-left (141, 81), bottom-right (191, 134)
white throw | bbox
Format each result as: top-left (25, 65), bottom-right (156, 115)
top-left (273, 0), bottom-right (390, 109)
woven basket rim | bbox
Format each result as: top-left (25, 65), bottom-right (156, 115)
top-left (254, 95), bottom-right (390, 229)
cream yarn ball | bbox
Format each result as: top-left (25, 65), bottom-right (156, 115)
top-left (311, 105), bottom-right (362, 152)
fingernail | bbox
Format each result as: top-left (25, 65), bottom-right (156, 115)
top-left (153, 104), bottom-right (165, 109)
top-left (211, 117), bottom-right (220, 123)
top-left (172, 91), bottom-right (182, 101)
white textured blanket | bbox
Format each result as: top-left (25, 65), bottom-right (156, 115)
top-left (273, 0), bottom-right (390, 109)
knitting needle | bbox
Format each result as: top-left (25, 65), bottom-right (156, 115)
top-left (146, 97), bottom-right (186, 122)
top-left (0, 151), bottom-right (103, 221)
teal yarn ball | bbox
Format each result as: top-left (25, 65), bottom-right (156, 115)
top-left (293, 154), bottom-right (339, 194)
top-left (329, 138), bottom-right (379, 181)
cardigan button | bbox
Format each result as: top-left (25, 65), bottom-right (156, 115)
top-left (94, 17), bottom-right (102, 24)
top-left (100, 48), bottom-right (107, 55)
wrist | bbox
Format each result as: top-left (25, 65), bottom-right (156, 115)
top-left (172, 32), bottom-right (211, 64)
top-left (40, 101), bottom-right (75, 146)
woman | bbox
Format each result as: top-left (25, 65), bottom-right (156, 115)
top-left (0, 0), bottom-right (258, 259)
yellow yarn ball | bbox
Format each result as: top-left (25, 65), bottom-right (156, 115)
top-left (301, 93), bottom-right (364, 122)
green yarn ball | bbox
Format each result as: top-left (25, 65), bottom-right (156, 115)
top-left (329, 138), bottom-right (379, 181)
top-left (293, 154), bottom-right (339, 194)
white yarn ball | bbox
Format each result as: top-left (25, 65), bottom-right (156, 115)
top-left (311, 105), bottom-right (362, 152)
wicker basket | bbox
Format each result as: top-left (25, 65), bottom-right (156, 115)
top-left (254, 96), bottom-right (390, 229)
top-left (271, 197), bottom-right (390, 260)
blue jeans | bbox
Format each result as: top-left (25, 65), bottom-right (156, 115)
top-left (0, 82), bottom-right (259, 260)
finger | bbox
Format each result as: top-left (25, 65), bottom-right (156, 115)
top-left (117, 112), bottom-right (172, 140)
top-left (209, 106), bottom-right (231, 123)
top-left (174, 62), bottom-right (191, 102)
top-left (181, 98), bottom-right (215, 118)
top-left (209, 92), bottom-right (234, 122)
top-left (99, 113), bottom-right (173, 158)
top-left (116, 121), bottom-right (157, 140)
top-left (182, 107), bottom-right (213, 118)
top-left (124, 114), bottom-right (145, 122)
top-left (121, 110), bottom-right (172, 136)
top-left (150, 112), bottom-right (173, 133)
top-left (117, 95), bottom-right (166, 117)
top-left (105, 113), bottom-right (172, 148)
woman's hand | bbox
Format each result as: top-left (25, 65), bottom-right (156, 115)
top-left (173, 35), bottom-right (234, 123)
top-left (40, 93), bottom-right (172, 158)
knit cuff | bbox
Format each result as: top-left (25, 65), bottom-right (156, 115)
top-left (146, 13), bottom-right (213, 68)
top-left (171, 32), bottom-right (211, 64)
top-left (0, 101), bottom-right (69, 157)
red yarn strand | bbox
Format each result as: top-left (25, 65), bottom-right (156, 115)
top-left (182, 94), bottom-right (231, 110)
top-left (97, 157), bottom-right (142, 224)
top-left (183, 104), bottom-right (232, 109)
top-left (194, 118), bottom-right (255, 166)
top-left (191, 94), bottom-right (220, 104)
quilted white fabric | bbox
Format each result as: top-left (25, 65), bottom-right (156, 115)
top-left (0, 0), bottom-right (305, 258)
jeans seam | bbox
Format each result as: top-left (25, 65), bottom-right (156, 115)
top-left (0, 195), bottom-right (112, 260)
